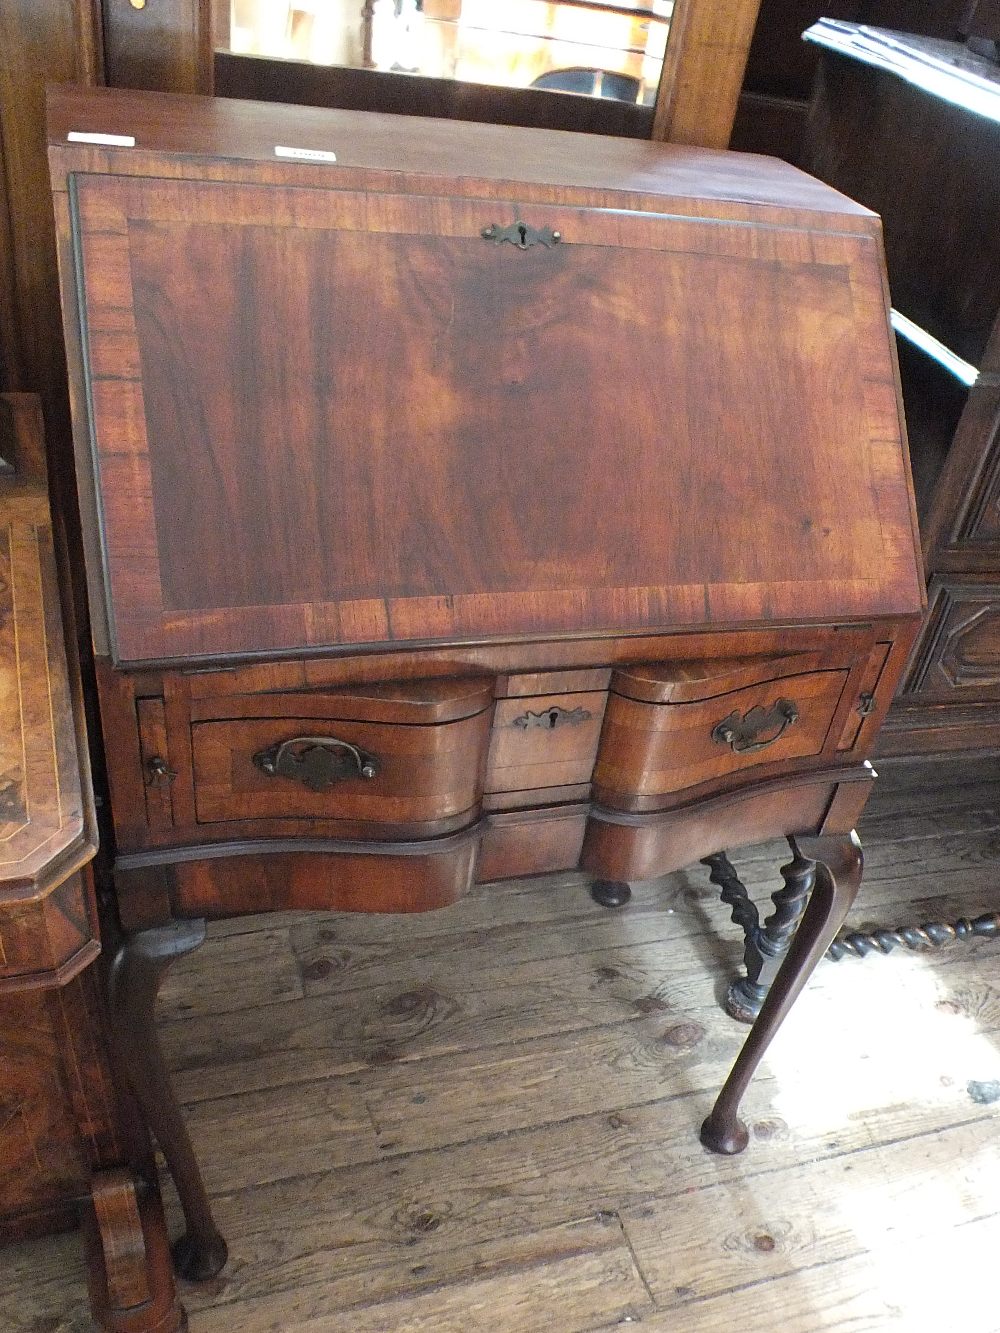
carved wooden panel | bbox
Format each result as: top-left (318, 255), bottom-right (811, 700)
top-left (949, 388), bottom-right (1000, 547)
top-left (905, 577), bottom-right (1000, 694)
top-left (64, 138), bottom-right (918, 663)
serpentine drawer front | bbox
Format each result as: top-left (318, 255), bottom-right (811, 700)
top-left (188, 678), bottom-right (493, 831)
top-left (593, 650), bottom-right (871, 810)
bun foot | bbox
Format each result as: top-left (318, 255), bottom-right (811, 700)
top-left (724, 978), bottom-right (765, 1024)
top-left (700, 1112), bottom-right (750, 1155)
top-left (172, 1231), bottom-right (228, 1282)
top-left (590, 879), bottom-right (632, 908)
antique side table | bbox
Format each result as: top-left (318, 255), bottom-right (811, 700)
top-left (0, 393), bottom-right (183, 1329)
top-left (47, 84), bottom-right (924, 1280)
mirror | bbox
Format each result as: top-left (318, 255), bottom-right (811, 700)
top-left (222, 0), bottom-right (674, 107)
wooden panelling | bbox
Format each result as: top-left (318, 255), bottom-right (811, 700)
top-left (102, 0), bottom-right (212, 95)
top-left (804, 42), bottom-right (1000, 368)
top-left (906, 577), bottom-right (1000, 696)
top-left (801, 26), bottom-right (999, 758)
top-left (925, 386), bottom-right (1000, 562)
top-left (0, 0), bottom-right (99, 410)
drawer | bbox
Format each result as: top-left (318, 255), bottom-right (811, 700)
top-left (189, 678), bottom-right (492, 828)
top-left (593, 653), bottom-right (857, 810)
top-left (485, 691), bottom-right (607, 793)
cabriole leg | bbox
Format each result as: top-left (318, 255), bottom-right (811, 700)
top-left (107, 921), bottom-right (228, 1281)
top-left (701, 831), bottom-right (863, 1155)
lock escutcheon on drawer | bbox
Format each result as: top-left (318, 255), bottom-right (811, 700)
top-left (485, 691), bottom-right (608, 794)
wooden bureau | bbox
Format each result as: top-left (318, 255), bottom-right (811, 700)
top-left (48, 84), bottom-right (924, 1282)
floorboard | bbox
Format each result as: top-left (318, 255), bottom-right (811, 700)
top-left (7, 762), bottom-right (1000, 1331)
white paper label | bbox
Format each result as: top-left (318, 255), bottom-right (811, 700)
top-left (67, 131), bottom-right (136, 147)
top-left (274, 145), bottom-right (338, 163)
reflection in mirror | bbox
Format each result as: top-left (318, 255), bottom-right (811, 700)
top-left (224, 1), bottom-right (673, 106)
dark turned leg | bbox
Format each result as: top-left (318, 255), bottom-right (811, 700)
top-left (107, 921), bottom-right (229, 1281)
top-left (828, 911), bottom-right (1000, 960)
top-left (590, 879), bottom-right (632, 908)
top-left (703, 847), bottom-right (816, 1023)
top-left (701, 831), bottom-right (863, 1156)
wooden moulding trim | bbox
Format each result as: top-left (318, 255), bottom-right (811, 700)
top-left (605, 631), bottom-right (875, 705)
top-left (0, 939), bottom-right (102, 995)
top-left (114, 765), bottom-right (875, 875)
top-left (875, 698), bottom-right (1000, 759)
top-left (117, 621), bottom-right (907, 684)
top-left (0, 835), bottom-right (98, 902)
top-left (587, 763), bottom-right (875, 829)
top-left (591, 747), bottom-right (867, 816)
top-left (188, 675), bottom-right (496, 725)
top-left (581, 765), bottom-right (875, 881)
top-left (114, 825), bottom-right (485, 873)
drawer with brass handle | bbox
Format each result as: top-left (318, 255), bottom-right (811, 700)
top-left (188, 678), bottom-right (493, 831)
top-left (593, 654), bottom-right (859, 811)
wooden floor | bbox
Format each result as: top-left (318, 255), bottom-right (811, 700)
top-left (8, 759), bottom-right (1000, 1332)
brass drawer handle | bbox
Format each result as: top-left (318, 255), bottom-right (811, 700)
top-left (711, 699), bottom-right (799, 754)
top-left (253, 736), bottom-right (380, 793)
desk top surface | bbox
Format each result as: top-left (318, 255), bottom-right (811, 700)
top-left (48, 84), bottom-right (876, 223)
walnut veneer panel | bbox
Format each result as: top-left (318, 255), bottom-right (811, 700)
top-left (55, 93), bottom-right (920, 665)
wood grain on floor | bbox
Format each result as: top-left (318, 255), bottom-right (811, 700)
top-left (6, 757), bottom-right (1000, 1332)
